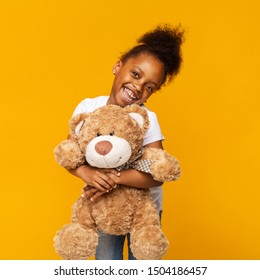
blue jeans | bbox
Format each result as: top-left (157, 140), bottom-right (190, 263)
top-left (95, 232), bottom-right (136, 260)
top-left (95, 211), bottom-right (162, 260)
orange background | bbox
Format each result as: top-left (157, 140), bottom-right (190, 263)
top-left (0, 0), bottom-right (260, 259)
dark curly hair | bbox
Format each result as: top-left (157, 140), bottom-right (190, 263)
top-left (120, 24), bottom-right (185, 86)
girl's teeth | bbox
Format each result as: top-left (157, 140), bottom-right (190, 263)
top-left (123, 88), bottom-right (136, 102)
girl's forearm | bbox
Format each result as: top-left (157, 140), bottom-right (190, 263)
top-left (67, 165), bottom-right (90, 181)
top-left (117, 169), bottom-right (162, 188)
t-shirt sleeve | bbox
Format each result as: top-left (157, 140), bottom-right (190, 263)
top-left (71, 96), bottom-right (108, 116)
top-left (72, 98), bottom-right (92, 116)
top-left (143, 111), bottom-right (165, 146)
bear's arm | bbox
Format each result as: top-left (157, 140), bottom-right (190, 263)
top-left (141, 147), bottom-right (181, 182)
top-left (54, 139), bottom-right (86, 170)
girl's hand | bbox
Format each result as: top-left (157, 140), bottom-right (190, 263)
top-left (69, 165), bottom-right (120, 192)
top-left (82, 183), bottom-right (118, 202)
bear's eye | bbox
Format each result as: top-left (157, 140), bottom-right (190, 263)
top-left (109, 131), bottom-right (114, 136)
top-left (97, 132), bottom-right (102, 137)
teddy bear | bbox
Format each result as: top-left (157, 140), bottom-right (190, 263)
top-left (53, 104), bottom-right (181, 260)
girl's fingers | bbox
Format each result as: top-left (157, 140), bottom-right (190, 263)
top-left (89, 191), bottom-right (104, 202)
top-left (98, 174), bottom-right (118, 189)
top-left (86, 185), bottom-right (118, 201)
top-left (87, 179), bottom-right (113, 192)
top-left (102, 169), bottom-right (121, 177)
top-left (82, 187), bottom-right (97, 198)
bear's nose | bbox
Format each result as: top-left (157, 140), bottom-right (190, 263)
top-left (95, 140), bottom-right (113, 156)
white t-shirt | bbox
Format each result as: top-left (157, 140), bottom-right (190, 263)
top-left (72, 96), bottom-right (164, 211)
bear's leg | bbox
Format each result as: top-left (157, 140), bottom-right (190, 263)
top-left (54, 197), bottom-right (98, 260)
top-left (130, 199), bottom-right (169, 260)
top-left (54, 223), bottom-right (98, 260)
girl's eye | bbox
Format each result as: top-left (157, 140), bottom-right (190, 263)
top-left (146, 85), bottom-right (154, 93)
top-left (132, 71), bottom-right (139, 78)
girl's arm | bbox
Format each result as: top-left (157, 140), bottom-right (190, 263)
top-left (111, 140), bottom-right (163, 188)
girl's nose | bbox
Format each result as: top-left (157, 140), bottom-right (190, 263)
top-left (134, 84), bottom-right (143, 97)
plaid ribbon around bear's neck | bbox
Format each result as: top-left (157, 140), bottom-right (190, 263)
top-left (116, 149), bottom-right (153, 174)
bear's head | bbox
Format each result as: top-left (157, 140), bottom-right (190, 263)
top-left (68, 104), bottom-right (149, 169)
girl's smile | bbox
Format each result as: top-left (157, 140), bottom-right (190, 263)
top-left (122, 86), bottom-right (139, 104)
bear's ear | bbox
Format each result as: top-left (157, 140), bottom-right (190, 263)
top-left (129, 112), bottom-right (144, 128)
top-left (74, 120), bottom-right (85, 136)
top-left (69, 113), bottom-right (88, 138)
top-left (124, 104), bottom-right (149, 131)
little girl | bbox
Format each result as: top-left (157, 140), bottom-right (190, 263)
top-left (67, 24), bottom-right (184, 259)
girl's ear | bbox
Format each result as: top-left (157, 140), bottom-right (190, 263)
top-left (112, 60), bottom-right (122, 75)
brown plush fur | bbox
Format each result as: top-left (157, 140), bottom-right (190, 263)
top-left (54, 104), bottom-right (181, 260)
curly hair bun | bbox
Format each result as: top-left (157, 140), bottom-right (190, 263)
top-left (138, 24), bottom-right (185, 81)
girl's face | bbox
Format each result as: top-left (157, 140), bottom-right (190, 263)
top-left (108, 53), bottom-right (165, 107)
